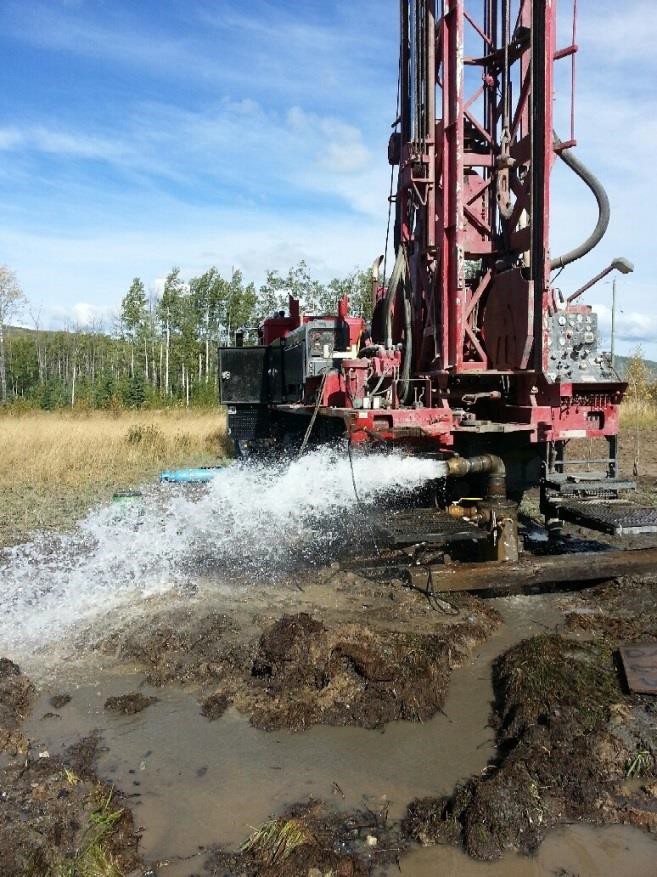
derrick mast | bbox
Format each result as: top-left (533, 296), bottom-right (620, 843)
top-left (222, 0), bottom-right (635, 527)
top-left (392, 0), bottom-right (552, 377)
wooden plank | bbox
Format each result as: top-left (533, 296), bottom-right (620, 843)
top-left (619, 643), bottom-right (657, 695)
top-left (407, 548), bottom-right (657, 594)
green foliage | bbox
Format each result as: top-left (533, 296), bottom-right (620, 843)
top-left (2, 261), bottom-right (373, 410)
top-left (121, 373), bottom-right (146, 408)
top-left (120, 278), bottom-right (147, 340)
top-left (625, 345), bottom-right (653, 403)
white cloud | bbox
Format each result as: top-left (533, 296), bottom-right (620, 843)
top-left (45, 301), bottom-right (118, 330)
top-left (578, 2), bottom-right (657, 65)
top-left (0, 127), bottom-right (23, 149)
top-left (594, 303), bottom-right (657, 346)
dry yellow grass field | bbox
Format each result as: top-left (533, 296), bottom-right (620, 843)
top-left (0, 409), bottom-right (228, 546)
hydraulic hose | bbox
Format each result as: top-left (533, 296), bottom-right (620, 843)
top-left (384, 246), bottom-right (413, 404)
top-left (399, 294), bottom-right (413, 403)
top-left (384, 247), bottom-right (407, 349)
top-left (550, 138), bottom-right (610, 271)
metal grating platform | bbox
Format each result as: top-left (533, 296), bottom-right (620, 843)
top-left (553, 501), bottom-right (657, 536)
top-left (544, 474), bottom-right (636, 495)
top-left (374, 508), bottom-right (486, 546)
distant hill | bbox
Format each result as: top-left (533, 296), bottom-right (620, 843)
top-left (614, 355), bottom-right (657, 379)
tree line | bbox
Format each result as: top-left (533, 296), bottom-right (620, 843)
top-left (0, 261), bottom-right (373, 409)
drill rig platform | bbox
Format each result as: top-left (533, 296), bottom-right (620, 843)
top-left (220, 0), bottom-right (654, 589)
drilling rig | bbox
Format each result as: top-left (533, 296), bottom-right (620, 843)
top-left (220, 0), bottom-right (657, 588)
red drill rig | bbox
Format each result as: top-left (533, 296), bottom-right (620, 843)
top-left (221, 0), bottom-right (657, 584)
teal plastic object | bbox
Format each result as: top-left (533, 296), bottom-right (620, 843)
top-left (159, 467), bottom-right (223, 483)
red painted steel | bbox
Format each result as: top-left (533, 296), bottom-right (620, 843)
top-left (258, 0), bottom-right (626, 460)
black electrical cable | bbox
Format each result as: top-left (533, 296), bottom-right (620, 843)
top-left (298, 370), bottom-right (330, 457)
top-left (347, 436), bottom-right (380, 556)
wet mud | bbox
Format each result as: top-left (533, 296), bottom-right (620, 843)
top-left (105, 692), bottom-right (160, 715)
top-left (201, 800), bottom-right (404, 877)
top-left (96, 577), bottom-right (500, 733)
top-left (4, 562), bottom-right (657, 874)
top-left (0, 657), bottom-right (35, 754)
top-left (405, 585), bottom-right (657, 861)
top-left (0, 663), bottom-right (142, 877)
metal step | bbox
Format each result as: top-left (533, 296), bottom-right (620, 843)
top-left (374, 508), bottom-right (487, 547)
top-left (544, 473), bottom-right (636, 495)
top-left (552, 500), bottom-right (657, 536)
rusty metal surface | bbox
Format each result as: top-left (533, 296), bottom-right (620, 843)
top-left (554, 501), bottom-right (657, 536)
top-left (407, 547), bottom-right (657, 594)
top-left (619, 643), bottom-right (657, 695)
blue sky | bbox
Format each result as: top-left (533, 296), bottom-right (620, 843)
top-left (0, 0), bottom-right (654, 356)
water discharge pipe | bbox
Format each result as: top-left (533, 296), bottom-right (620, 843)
top-left (444, 454), bottom-right (507, 500)
top-left (441, 455), bottom-right (519, 561)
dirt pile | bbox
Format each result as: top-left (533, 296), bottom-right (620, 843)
top-left (404, 632), bottom-right (657, 860)
top-left (564, 577), bottom-right (657, 641)
top-left (196, 609), bottom-right (494, 731)
top-left (101, 597), bottom-right (497, 732)
top-left (101, 607), bottom-right (246, 686)
top-left (234, 611), bottom-right (488, 731)
top-left (200, 800), bottom-right (404, 877)
top-left (105, 692), bottom-right (159, 714)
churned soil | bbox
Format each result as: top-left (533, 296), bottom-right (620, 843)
top-left (232, 611), bottom-right (491, 731)
top-left (404, 612), bottom-right (657, 860)
top-left (0, 660), bottom-right (143, 876)
top-left (98, 587), bottom-right (499, 732)
top-left (104, 692), bottom-right (159, 714)
top-left (101, 607), bottom-right (246, 687)
top-left (0, 656), bottom-right (35, 754)
top-left (198, 800), bottom-right (404, 877)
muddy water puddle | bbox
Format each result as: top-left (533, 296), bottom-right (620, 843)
top-left (401, 823), bottom-right (657, 876)
top-left (25, 596), bottom-right (565, 870)
top-left (27, 643), bottom-right (494, 861)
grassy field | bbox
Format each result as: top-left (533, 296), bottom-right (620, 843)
top-left (0, 409), bottom-right (228, 547)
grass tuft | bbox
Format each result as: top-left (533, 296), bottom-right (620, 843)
top-left (241, 817), bottom-right (314, 864)
top-left (55, 787), bottom-right (126, 877)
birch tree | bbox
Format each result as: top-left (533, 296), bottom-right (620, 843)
top-left (0, 266), bottom-right (26, 403)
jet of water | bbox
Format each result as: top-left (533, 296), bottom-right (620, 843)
top-left (0, 446), bottom-right (446, 658)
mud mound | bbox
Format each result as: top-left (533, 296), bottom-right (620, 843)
top-left (565, 577), bottom-right (657, 641)
top-left (0, 658), bottom-right (35, 754)
top-left (102, 607), bottom-right (245, 686)
top-left (201, 610), bottom-right (492, 732)
top-left (49, 693), bottom-right (71, 709)
top-left (201, 692), bottom-right (230, 720)
top-left (101, 596), bottom-right (496, 732)
top-left (200, 800), bottom-right (403, 877)
top-left (105, 692), bottom-right (159, 714)
top-left (404, 633), bottom-right (657, 860)
top-left (0, 740), bottom-right (141, 876)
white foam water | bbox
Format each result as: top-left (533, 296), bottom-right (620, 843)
top-left (0, 446), bottom-right (447, 659)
